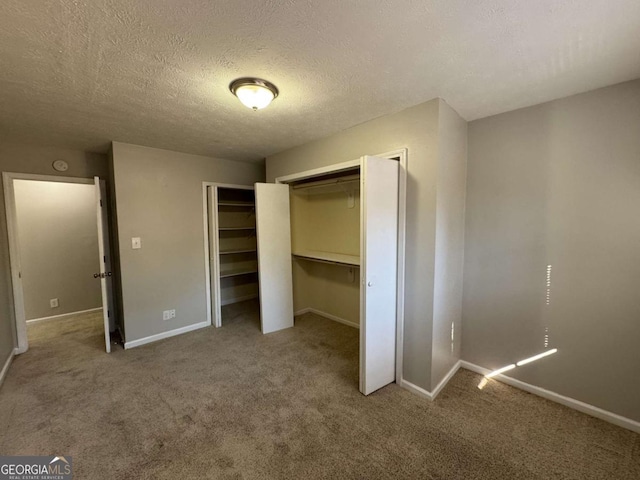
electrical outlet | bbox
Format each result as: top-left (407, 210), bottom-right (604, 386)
top-left (50, 298), bottom-right (59, 308)
top-left (163, 309), bottom-right (176, 321)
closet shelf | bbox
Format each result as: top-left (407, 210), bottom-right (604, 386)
top-left (292, 174), bottom-right (360, 192)
top-left (219, 248), bottom-right (257, 255)
top-left (218, 226), bottom-right (256, 231)
top-left (218, 201), bottom-right (255, 208)
top-left (292, 250), bottom-right (360, 267)
top-left (220, 267), bottom-right (258, 278)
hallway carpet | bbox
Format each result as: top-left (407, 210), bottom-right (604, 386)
top-left (0, 301), bottom-right (638, 479)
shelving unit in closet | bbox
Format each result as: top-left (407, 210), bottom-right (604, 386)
top-left (207, 185), bottom-right (258, 327)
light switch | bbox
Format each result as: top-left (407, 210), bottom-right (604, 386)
top-left (132, 237), bottom-right (142, 249)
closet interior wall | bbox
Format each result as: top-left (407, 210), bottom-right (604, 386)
top-left (290, 170), bottom-right (361, 327)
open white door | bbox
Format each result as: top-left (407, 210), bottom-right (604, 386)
top-left (207, 186), bottom-right (222, 327)
top-left (94, 177), bottom-right (115, 353)
top-left (255, 183), bottom-right (294, 334)
top-left (360, 156), bottom-right (399, 395)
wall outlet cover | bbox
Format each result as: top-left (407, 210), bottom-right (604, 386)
top-left (50, 298), bottom-right (59, 308)
top-left (163, 309), bottom-right (176, 321)
top-left (132, 237), bottom-right (142, 249)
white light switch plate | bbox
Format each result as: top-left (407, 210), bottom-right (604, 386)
top-left (132, 237), bottom-right (142, 249)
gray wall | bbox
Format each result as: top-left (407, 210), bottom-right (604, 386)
top-left (14, 180), bottom-right (102, 320)
top-left (267, 99), bottom-right (466, 392)
top-left (463, 80), bottom-right (640, 422)
top-left (111, 142), bottom-right (264, 344)
top-left (431, 102), bottom-right (467, 390)
top-left (0, 143), bottom-right (107, 371)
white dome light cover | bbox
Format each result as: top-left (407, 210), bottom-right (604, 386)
top-left (229, 78), bottom-right (279, 110)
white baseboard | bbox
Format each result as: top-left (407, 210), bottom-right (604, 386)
top-left (221, 294), bottom-right (259, 306)
top-left (399, 360), bottom-right (461, 401)
top-left (26, 307), bottom-right (102, 324)
top-left (0, 350), bottom-right (15, 389)
top-left (399, 378), bottom-right (433, 399)
top-left (294, 308), bottom-right (359, 329)
top-left (460, 360), bottom-right (640, 434)
top-left (124, 321), bottom-right (209, 349)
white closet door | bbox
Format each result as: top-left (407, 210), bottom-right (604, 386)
top-left (360, 156), bottom-right (399, 395)
top-left (255, 183), bottom-right (294, 334)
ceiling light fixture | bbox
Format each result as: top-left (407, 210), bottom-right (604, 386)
top-left (229, 78), bottom-right (279, 111)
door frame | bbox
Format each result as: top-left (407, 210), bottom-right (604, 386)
top-left (202, 182), bottom-right (256, 328)
top-left (274, 148), bottom-right (408, 386)
top-left (3, 172), bottom-right (102, 354)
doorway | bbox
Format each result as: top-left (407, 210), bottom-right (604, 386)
top-left (203, 182), bottom-right (260, 330)
top-left (3, 173), bottom-right (118, 354)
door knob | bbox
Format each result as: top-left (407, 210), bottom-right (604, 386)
top-left (367, 281), bottom-right (373, 287)
top-left (94, 273), bottom-right (100, 278)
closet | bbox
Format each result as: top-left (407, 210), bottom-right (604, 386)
top-left (255, 155), bottom-right (399, 395)
top-left (207, 185), bottom-right (258, 327)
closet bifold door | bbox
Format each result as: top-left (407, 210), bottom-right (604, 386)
top-left (255, 183), bottom-right (294, 334)
top-left (360, 155), bottom-right (399, 395)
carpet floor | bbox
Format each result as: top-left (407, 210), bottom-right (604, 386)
top-left (0, 300), bottom-right (638, 479)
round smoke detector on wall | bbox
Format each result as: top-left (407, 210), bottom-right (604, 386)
top-left (52, 159), bottom-right (69, 172)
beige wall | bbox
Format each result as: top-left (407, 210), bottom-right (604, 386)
top-left (267, 99), bottom-right (449, 391)
top-left (463, 80), bottom-right (640, 422)
top-left (14, 181), bottom-right (102, 319)
top-left (0, 143), bottom-right (107, 372)
top-left (431, 102), bottom-right (468, 390)
top-left (290, 187), bottom-right (361, 324)
top-left (110, 142), bottom-right (264, 344)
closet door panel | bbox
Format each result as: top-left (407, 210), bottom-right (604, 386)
top-left (360, 156), bottom-right (399, 395)
top-left (208, 186), bottom-right (222, 327)
top-left (255, 183), bottom-right (294, 334)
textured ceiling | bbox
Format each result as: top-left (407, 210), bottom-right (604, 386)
top-left (1, 0), bottom-right (639, 162)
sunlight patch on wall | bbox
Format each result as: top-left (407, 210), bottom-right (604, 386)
top-left (545, 264), bottom-right (552, 348)
top-left (450, 321), bottom-right (455, 353)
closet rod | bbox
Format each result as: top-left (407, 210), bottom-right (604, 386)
top-left (291, 174), bottom-right (360, 190)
